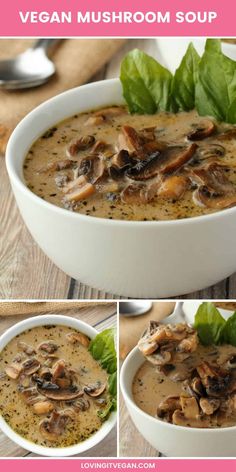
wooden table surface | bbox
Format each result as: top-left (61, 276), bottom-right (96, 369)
top-left (0, 302), bottom-right (117, 457)
top-left (1, 38), bottom-right (236, 300)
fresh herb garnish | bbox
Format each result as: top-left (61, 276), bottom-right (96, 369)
top-left (89, 328), bottom-right (117, 420)
top-left (120, 39), bottom-right (236, 124)
top-left (194, 302), bottom-right (236, 346)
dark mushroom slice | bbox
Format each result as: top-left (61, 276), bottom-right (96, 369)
top-left (187, 119), bottom-right (215, 140)
top-left (109, 150), bottom-right (132, 179)
top-left (38, 384), bottom-right (83, 401)
top-left (199, 398), bottom-right (220, 415)
top-left (38, 341), bottom-right (58, 354)
top-left (39, 411), bottom-right (70, 442)
top-left (17, 341), bottom-right (36, 356)
top-left (158, 144), bottom-right (197, 174)
top-left (66, 332), bottom-right (90, 347)
top-left (79, 155), bottom-right (106, 184)
top-left (67, 135), bottom-right (95, 157)
top-left (158, 176), bottom-right (190, 200)
top-left (223, 354), bottom-right (236, 369)
top-left (84, 381), bottom-right (106, 397)
top-left (194, 186), bottom-right (236, 210)
top-left (121, 126), bottom-right (166, 159)
top-left (73, 397), bottom-right (90, 412)
top-left (196, 362), bottom-right (232, 398)
top-left (21, 358), bottom-right (41, 375)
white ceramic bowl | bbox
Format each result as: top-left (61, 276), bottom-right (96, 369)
top-left (156, 38), bottom-right (236, 73)
top-left (6, 79), bottom-right (236, 298)
top-left (120, 345), bottom-right (236, 457)
top-left (0, 314), bottom-right (116, 457)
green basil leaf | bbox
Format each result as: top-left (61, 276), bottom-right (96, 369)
top-left (89, 328), bottom-right (117, 374)
top-left (222, 312), bottom-right (236, 345)
top-left (172, 43), bottom-right (200, 111)
top-left (194, 302), bottom-right (226, 345)
top-left (195, 39), bottom-right (236, 122)
top-left (120, 48), bottom-right (173, 114)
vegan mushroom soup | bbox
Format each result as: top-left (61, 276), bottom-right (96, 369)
top-left (133, 322), bottom-right (236, 428)
top-left (24, 106), bottom-right (236, 221)
top-left (0, 325), bottom-right (110, 447)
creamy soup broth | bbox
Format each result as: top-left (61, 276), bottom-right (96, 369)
top-left (0, 325), bottom-right (109, 447)
top-left (24, 107), bottom-right (236, 221)
top-left (133, 344), bottom-right (236, 428)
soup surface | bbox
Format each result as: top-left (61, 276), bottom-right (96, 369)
top-left (133, 322), bottom-right (236, 428)
top-left (24, 106), bottom-right (236, 221)
top-left (0, 325), bottom-right (109, 447)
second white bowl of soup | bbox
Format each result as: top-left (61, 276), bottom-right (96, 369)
top-left (0, 315), bottom-right (116, 456)
top-left (6, 79), bottom-right (236, 298)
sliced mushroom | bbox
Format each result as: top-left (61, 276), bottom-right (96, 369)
top-left (39, 411), bottom-right (70, 442)
top-left (158, 144), bottom-right (197, 174)
top-left (197, 362), bottom-right (232, 398)
top-left (197, 144), bottom-right (225, 161)
top-left (187, 120), bottom-right (215, 140)
top-left (199, 398), bottom-right (220, 415)
top-left (38, 159), bottom-right (76, 174)
top-left (5, 363), bottom-right (22, 380)
top-left (17, 341), bottom-right (36, 356)
top-left (0, 372), bottom-right (7, 380)
top-left (157, 396), bottom-right (181, 421)
top-left (79, 156), bottom-right (106, 184)
top-left (190, 163), bottom-right (235, 195)
top-left (172, 409), bottom-right (214, 427)
top-left (66, 331), bottom-right (90, 347)
top-left (22, 358), bottom-right (41, 375)
top-left (73, 397), bottom-right (90, 412)
top-left (33, 401), bottom-right (54, 415)
top-left (216, 128), bottom-right (236, 141)
top-left (84, 115), bottom-right (105, 127)
top-left (121, 181), bottom-right (158, 204)
top-left (84, 381), bottom-right (106, 397)
top-left (180, 396), bottom-right (200, 419)
top-left (191, 377), bottom-right (205, 396)
top-left (38, 341), bottom-right (58, 354)
top-left (52, 359), bottom-right (67, 380)
top-left (67, 135), bottom-right (95, 157)
top-left (158, 176), bottom-right (190, 200)
top-left (194, 186), bottom-right (236, 210)
top-left (94, 106), bottom-right (125, 118)
top-left (146, 351), bottom-right (172, 366)
top-left (63, 175), bottom-right (95, 202)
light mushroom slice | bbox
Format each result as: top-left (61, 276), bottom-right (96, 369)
top-left (38, 159), bottom-right (76, 174)
top-left (39, 411), bottom-right (70, 442)
top-left (193, 186), bottom-right (236, 210)
top-left (84, 381), bottom-right (106, 397)
top-left (66, 331), bottom-right (90, 348)
top-left (158, 176), bottom-right (190, 200)
top-left (63, 175), bottom-right (95, 202)
top-left (22, 358), bottom-right (41, 376)
top-left (38, 341), bottom-right (58, 354)
top-left (172, 409), bottom-right (214, 428)
top-left (197, 144), bottom-right (225, 161)
top-left (5, 363), bottom-right (22, 380)
top-left (180, 396), bottom-right (200, 419)
top-left (190, 163), bottom-right (235, 195)
top-left (84, 115), bottom-right (105, 127)
top-left (199, 398), bottom-right (220, 415)
top-left (33, 401), bottom-right (54, 415)
top-left (157, 396), bottom-right (181, 421)
top-left (146, 351), bottom-right (172, 366)
top-left (187, 119), bottom-right (215, 140)
top-left (66, 135), bottom-right (95, 157)
top-left (121, 181), bottom-right (158, 204)
top-left (17, 341), bottom-right (36, 356)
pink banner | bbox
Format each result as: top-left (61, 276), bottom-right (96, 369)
top-left (0, 460), bottom-right (236, 471)
top-left (0, 0), bottom-right (234, 36)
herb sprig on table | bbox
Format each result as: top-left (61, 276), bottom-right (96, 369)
top-left (194, 302), bottom-right (236, 346)
top-left (120, 39), bottom-right (236, 123)
top-left (89, 328), bottom-right (117, 420)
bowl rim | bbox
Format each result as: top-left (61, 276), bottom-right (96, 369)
top-left (6, 77), bottom-right (236, 227)
top-left (120, 344), bottom-right (236, 434)
top-left (0, 314), bottom-right (117, 457)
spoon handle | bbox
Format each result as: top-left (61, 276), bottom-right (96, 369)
top-left (32, 38), bottom-right (60, 53)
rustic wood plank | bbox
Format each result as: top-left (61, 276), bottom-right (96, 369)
top-left (0, 302), bottom-right (117, 457)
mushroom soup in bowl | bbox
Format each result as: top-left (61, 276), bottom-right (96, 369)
top-left (0, 315), bottom-right (117, 456)
top-left (120, 303), bottom-right (236, 456)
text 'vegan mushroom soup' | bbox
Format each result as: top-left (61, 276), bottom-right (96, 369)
top-left (0, 325), bottom-right (110, 447)
top-left (24, 106), bottom-right (236, 221)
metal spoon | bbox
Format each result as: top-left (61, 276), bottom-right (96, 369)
top-left (119, 302), bottom-right (153, 317)
top-left (0, 39), bottom-right (59, 90)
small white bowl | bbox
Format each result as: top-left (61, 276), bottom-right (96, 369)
top-left (6, 79), bottom-right (236, 298)
top-left (0, 315), bottom-right (116, 457)
top-left (120, 344), bottom-right (236, 457)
